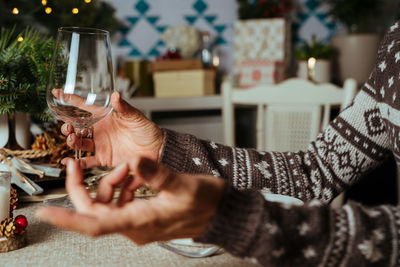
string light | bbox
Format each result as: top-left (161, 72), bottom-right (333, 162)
top-left (17, 36), bottom-right (24, 42)
top-left (84, 0), bottom-right (92, 3)
top-left (72, 8), bottom-right (79, 14)
top-left (42, 0), bottom-right (47, 5)
top-left (12, 8), bottom-right (19, 14)
top-left (45, 7), bottom-right (52, 14)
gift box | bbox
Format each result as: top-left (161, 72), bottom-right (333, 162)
top-left (238, 59), bottom-right (286, 88)
top-left (124, 60), bottom-right (153, 96)
top-left (234, 18), bottom-right (291, 69)
top-left (150, 59), bottom-right (203, 72)
top-left (153, 69), bottom-right (215, 98)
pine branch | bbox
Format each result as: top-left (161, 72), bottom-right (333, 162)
top-left (0, 26), bottom-right (54, 119)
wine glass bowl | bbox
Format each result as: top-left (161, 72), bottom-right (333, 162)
top-left (46, 27), bottom-right (114, 147)
top-left (44, 27), bottom-right (114, 207)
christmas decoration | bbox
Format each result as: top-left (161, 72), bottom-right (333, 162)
top-left (157, 49), bottom-right (182, 60)
top-left (0, 121), bottom-right (82, 171)
top-left (0, 218), bottom-right (16, 238)
top-left (0, 0), bottom-right (122, 37)
top-left (237, 0), bottom-right (293, 20)
top-left (0, 184), bottom-right (27, 253)
top-left (161, 25), bottom-right (200, 59)
top-left (14, 215), bottom-right (27, 234)
top-left (0, 26), bottom-right (54, 120)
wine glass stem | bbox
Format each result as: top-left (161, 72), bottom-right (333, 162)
top-left (75, 128), bottom-right (84, 159)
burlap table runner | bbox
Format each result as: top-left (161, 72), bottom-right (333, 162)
top-left (0, 203), bottom-right (260, 267)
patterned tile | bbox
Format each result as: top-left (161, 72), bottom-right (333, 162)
top-left (111, 0), bottom-right (337, 72)
top-left (114, 0), bottom-right (232, 60)
top-left (293, 0), bottom-right (337, 45)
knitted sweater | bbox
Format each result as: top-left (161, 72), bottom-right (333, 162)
top-left (159, 23), bottom-right (400, 266)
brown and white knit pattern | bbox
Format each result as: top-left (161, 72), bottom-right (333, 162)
top-left (160, 21), bottom-right (400, 266)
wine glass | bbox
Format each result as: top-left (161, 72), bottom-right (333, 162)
top-left (44, 27), bottom-right (114, 207)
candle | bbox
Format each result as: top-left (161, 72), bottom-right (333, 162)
top-left (307, 57), bottom-right (316, 82)
top-left (0, 171), bottom-right (11, 221)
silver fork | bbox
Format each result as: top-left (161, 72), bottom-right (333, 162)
top-left (158, 242), bottom-right (220, 258)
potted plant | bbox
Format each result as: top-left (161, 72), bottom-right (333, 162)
top-left (0, 27), bottom-right (54, 149)
top-left (294, 35), bottom-right (334, 83)
top-left (321, 0), bottom-right (389, 84)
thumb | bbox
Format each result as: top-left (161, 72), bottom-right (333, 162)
top-left (135, 157), bottom-right (178, 191)
top-left (111, 91), bottom-right (142, 119)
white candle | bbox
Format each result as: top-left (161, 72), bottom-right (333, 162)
top-left (0, 187), bottom-right (9, 221)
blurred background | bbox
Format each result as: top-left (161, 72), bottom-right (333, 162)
top-left (1, 0), bottom-right (399, 205)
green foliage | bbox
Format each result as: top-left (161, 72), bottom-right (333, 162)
top-left (237, 0), bottom-right (292, 20)
top-left (0, 27), bottom-right (54, 120)
top-left (294, 35), bottom-right (333, 60)
top-left (0, 0), bottom-right (122, 37)
top-left (321, 0), bottom-right (385, 34)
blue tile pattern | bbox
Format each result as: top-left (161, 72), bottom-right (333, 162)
top-left (116, 0), bottom-right (231, 59)
top-left (113, 0), bottom-right (337, 71)
top-left (293, 0), bottom-right (337, 45)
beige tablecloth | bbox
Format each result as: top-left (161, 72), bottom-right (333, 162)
top-left (0, 203), bottom-right (260, 267)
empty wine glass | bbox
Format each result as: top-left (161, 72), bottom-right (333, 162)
top-left (44, 27), bottom-right (114, 207)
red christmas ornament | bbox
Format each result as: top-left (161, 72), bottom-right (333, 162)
top-left (14, 215), bottom-right (28, 233)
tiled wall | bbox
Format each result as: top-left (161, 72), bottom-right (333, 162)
top-left (110, 0), bottom-right (338, 73)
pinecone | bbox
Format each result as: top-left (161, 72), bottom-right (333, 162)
top-left (0, 218), bottom-right (16, 238)
top-left (9, 187), bottom-right (18, 218)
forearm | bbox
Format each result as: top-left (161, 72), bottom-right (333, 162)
top-left (160, 115), bottom-right (391, 203)
top-left (198, 186), bottom-right (399, 267)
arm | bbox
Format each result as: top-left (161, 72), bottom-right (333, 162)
top-left (198, 186), bottom-right (400, 267)
top-left (162, 22), bottom-right (400, 266)
top-left (160, 41), bottom-right (392, 204)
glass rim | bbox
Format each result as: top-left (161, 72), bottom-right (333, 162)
top-left (58, 27), bottom-right (109, 35)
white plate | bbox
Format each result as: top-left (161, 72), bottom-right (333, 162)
top-left (168, 238), bottom-right (196, 246)
top-left (263, 193), bottom-right (304, 205)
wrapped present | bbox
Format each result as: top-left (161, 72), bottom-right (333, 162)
top-left (234, 18), bottom-right (291, 69)
top-left (238, 59), bottom-right (286, 88)
top-left (153, 69), bottom-right (216, 98)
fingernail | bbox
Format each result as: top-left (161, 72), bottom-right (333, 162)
top-left (138, 158), bottom-right (157, 178)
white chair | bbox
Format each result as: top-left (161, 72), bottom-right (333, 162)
top-left (222, 77), bottom-right (357, 208)
top-left (222, 77), bottom-right (357, 151)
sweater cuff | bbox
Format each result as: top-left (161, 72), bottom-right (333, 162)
top-left (196, 186), bottom-right (266, 257)
top-left (159, 128), bottom-right (191, 172)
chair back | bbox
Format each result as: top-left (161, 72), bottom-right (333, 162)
top-left (222, 78), bottom-right (357, 151)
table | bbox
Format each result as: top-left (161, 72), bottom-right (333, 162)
top-left (1, 203), bottom-right (261, 267)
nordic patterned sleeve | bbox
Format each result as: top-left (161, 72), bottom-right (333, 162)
top-left (197, 187), bottom-right (400, 267)
top-left (159, 21), bottom-right (400, 266)
top-left (159, 28), bottom-right (393, 204)
top-left (159, 76), bottom-right (392, 204)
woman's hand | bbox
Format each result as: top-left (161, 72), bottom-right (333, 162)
top-left (36, 158), bottom-right (226, 244)
top-left (61, 91), bottom-right (164, 170)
